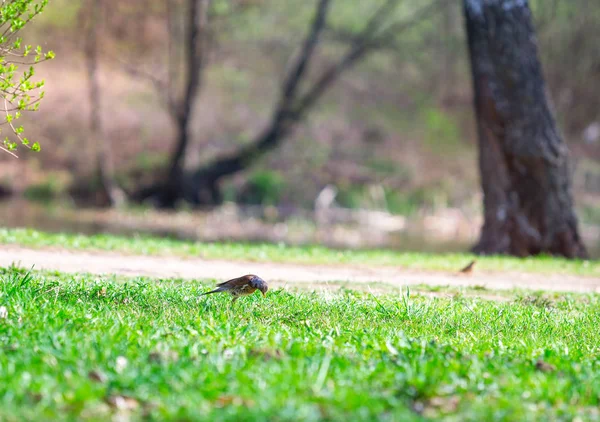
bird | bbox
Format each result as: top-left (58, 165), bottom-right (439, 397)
top-left (200, 274), bottom-right (269, 303)
top-left (458, 260), bottom-right (476, 275)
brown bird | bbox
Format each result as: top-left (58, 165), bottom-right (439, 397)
top-left (458, 260), bottom-right (476, 275)
top-left (201, 274), bottom-right (269, 303)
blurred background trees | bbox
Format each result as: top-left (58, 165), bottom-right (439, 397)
top-left (1, 0), bottom-right (599, 257)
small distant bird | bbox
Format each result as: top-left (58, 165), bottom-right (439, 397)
top-left (458, 260), bottom-right (476, 275)
top-left (201, 274), bottom-right (269, 303)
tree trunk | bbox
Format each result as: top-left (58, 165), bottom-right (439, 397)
top-left (464, 0), bottom-right (587, 258)
top-left (158, 0), bottom-right (211, 207)
top-left (85, 0), bottom-right (125, 207)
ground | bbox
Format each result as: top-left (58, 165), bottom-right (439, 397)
top-left (1, 230), bottom-right (599, 420)
top-left (1, 266), bottom-right (599, 421)
top-left (0, 245), bottom-right (598, 295)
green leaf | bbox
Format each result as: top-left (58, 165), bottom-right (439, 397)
top-left (0, 0), bottom-right (51, 156)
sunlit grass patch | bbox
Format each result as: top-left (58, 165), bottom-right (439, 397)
top-left (0, 267), bottom-right (599, 420)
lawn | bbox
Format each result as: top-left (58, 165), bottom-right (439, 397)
top-left (0, 228), bottom-right (598, 277)
top-left (1, 266), bottom-right (599, 421)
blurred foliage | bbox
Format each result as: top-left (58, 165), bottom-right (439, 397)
top-left (23, 175), bottom-right (65, 201)
top-left (384, 190), bottom-right (421, 216)
top-left (335, 184), bottom-right (364, 210)
top-left (239, 170), bottom-right (286, 206)
top-left (335, 184), bottom-right (448, 216)
top-left (421, 107), bottom-right (462, 155)
top-left (32, 0), bottom-right (80, 30)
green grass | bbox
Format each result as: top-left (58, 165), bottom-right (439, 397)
top-left (1, 267), bottom-right (599, 421)
top-left (0, 228), bottom-right (598, 277)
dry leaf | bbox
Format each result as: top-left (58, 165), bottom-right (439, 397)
top-left (249, 348), bottom-right (283, 361)
top-left (28, 392), bottom-right (43, 403)
top-left (106, 395), bottom-right (140, 411)
top-left (535, 360), bottom-right (556, 372)
top-left (148, 352), bottom-right (162, 363)
top-left (423, 395), bottom-right (461, 418)
top-left (88, 369), bottom-right (108, 383)
top-left (428, 396), bottom-right (460, 411)
top-left (148, 350), bottom-right (179, 363)
top-left (216, 395), bottom-right (254, 408)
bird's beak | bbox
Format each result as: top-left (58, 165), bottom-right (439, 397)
top-left (261, 291), bottom-right (266, 298)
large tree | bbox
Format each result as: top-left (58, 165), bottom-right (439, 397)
top-left (464, 0), bottom-right (587, 258)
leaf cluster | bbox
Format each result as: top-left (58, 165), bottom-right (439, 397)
top-left (0, 0), bottom-right (54, 156)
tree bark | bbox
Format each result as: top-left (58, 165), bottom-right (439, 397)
top-left (464, 0), bottom-right (587, 258)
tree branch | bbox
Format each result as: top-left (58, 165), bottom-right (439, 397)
top-left (278, 0), bottom-right (331, 111)
top-left (164, 0), bottom-right (212, 186)
top-left (189, 0), bottom-right (332, 184)
top-left (133, 0), bottom-right (446, 206)
top-left (188, 0), bottom-right (446, 193)
top-left (295, 0), bottom-right (447, 116)
top-left (179, 0), bottom-right (211, 123)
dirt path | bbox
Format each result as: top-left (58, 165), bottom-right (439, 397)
top-left (0, 246), bottom-right (598, 294)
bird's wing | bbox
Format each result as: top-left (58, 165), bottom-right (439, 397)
top-left (217, 275), bottom-right (252, 288)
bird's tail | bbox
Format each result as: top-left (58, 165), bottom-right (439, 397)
top-left (200, 288), bottom-right (222, 296)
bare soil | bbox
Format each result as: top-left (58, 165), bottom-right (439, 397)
top-left (0, 246), bottom-right (598, 296)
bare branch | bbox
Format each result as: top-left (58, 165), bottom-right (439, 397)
top-left (373, 0), bottom-right (448, 43)
top-left (141, 0), bottom-right (447, 206)
top-left (189, 0), bottom-right (445, 189)
top-left (325, 25), bottom-right (399, 52)
top-left (0, 144), bottom-right (18, 157)
top-left (360, 0), bottom-right (401, 42)
top-left (166, 0), bottom-right (176, 111)
top-left (326, 0), bottom-right (448, 52)
top-left (295, 0), bottom-right (447, 118)
top-left (163, 0), bottom-right (212, 192)
top-left (277, 0), bottom-right (331, 111)
top-left (188, 0), bottom-right (332, 182)
top-left (178, 0), bottom-right (211, 123)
